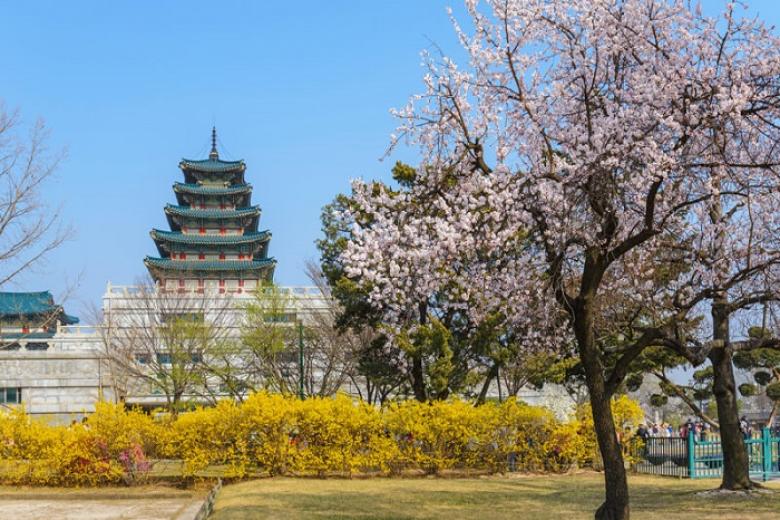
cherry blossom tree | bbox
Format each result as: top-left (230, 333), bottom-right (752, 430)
top-left (323, 163), bottom-right (532, 402)
top-left (340, 2), bottom-right (780, 518)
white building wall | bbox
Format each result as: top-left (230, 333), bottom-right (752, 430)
top-left (0, 283), bottom-right (573, 420)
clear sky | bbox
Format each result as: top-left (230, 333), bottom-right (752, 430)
top-left (2, 1), bottom-right (780, 319)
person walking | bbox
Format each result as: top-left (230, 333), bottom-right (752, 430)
top-left (739, 416), bottom-right (753, 440)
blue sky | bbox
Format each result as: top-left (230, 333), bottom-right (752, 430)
top-left (2, 1), bottom-right (780, 318)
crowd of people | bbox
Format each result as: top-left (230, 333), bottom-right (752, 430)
top-left (635, 419), bottom-right (714, 441)
top-left (634, 416), bottom-right (780, 443)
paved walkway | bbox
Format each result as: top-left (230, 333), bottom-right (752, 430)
top-left (0, 495), bottom-right (204, 520)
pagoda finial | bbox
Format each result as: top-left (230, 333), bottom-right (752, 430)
top-left (209, 126), bottom-right (219, 159)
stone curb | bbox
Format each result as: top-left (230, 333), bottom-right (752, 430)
top-left (187, 479), bottom-right (222, 520)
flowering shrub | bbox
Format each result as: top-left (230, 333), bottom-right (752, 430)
top-left (0, 402), bottom-right (157, 485)
top-left (576, 395), bottom-right (645, 468)
top-left (0, 394), bottom-right (643, 485)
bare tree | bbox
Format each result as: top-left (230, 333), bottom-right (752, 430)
top-left (303, 261), bottom-right (365, 397)
top-left (99, 278), bottom-right (234, 415)
top-left (0, 104), bottom-right (70, 286)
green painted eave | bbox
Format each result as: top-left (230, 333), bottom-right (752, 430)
top-left (150, 229), bottom-right (271, 246)
top-left (144, 257), bottom-right (276, 272)
top-left (0, 331), bottom-right (56, 340)
top-left (173, 182), bottom-right (252, 196)
top-left (164, 204), bottom-right (260, 219)
top-left (179, 157), bottom-right (245, 173)
top-left (0, 291), bottom-right (78, 324)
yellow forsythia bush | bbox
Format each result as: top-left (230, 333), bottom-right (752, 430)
top-left (0, 393), bottom-right (644, 485)
top-left (0, 402), bottom-right (159, 485)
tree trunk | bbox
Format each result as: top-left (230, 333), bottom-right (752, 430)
top-left (709, 302), bottom-right (753, 490)
top-left (709, 301), bottom-right (754, 490)
top-left (574, 300), bottom-right (630, 520)
top-left (411, 355), bottom-right (427, 401)
top-left (475, 361), bottom-right (500, 405)
top-left (766, 402), bottom-right (778, 430)
top-left (411, 301), bottom-right (428, 402)
top-left (706, 178), bottom-right (755, 490)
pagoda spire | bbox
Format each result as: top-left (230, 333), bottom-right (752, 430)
top-left (209, 126), bottom-right (219, 159)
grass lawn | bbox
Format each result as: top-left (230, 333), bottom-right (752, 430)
top-left (210, 472), bottom-right (780, 520)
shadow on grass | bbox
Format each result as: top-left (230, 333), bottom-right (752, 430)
top-left (209, 474), bottom-right (780, 520)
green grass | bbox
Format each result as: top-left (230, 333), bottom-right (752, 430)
top-left (210, 473), bottom-right (780, 520)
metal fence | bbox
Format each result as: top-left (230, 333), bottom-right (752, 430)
top-left (633, 428), bottom-right (780, 481)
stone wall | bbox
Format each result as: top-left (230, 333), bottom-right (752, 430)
top-left (0, 350), bottom-right (114, 422)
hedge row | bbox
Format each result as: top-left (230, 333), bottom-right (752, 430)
top-left (0, 393), bottom-right (643, 485)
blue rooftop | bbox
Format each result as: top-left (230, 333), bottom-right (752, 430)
top-left (144, 257), bottom-right (276, 272)
top-left (164, 204), bottom-right (260, 219)
top-left (173, 182), bottom-right (252, 196)
top-left (179, 157), bottom-right (245, 173)
top-left (0, 291), bottom-right (79, 324)
top-left (151, 229), bottom-right (270, 245)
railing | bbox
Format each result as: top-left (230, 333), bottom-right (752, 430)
top-left (632, 435), bottom-right (690, 477)
top-left (277, 286), bottom-right (325, 297)
top-left (56, 325), bottom-right (101, 335)
top-left (633, 429), bottom-right (780, 481)
top-left (105, 284), bottom-right (324, 298)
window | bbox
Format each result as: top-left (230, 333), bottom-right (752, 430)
top-left (191, 353), bottom-right (203, 363)
top-left (156, 353), bottom-right (172, 364)
top-left (264, 312), bottom-right (297, 323)
top-left (0, 387), bottom-right (22, 405)
top-left (277, 349), bottom-right (298, 364)
top-left (135, 353), bottom-right (151, 364)
top-left (26, 342), bottom-right (49, 351)
top-left (0, 342), bottom-right (20, 351)
top-left (161, 312), bottom-right (204, 324)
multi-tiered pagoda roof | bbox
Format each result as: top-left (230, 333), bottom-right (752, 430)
top-left (144, 129), bottom-right (276, 289)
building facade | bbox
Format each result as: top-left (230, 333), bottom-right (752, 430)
top-left (0, 292), bottom-right (112, 421)
top-left (0, 132), bottom-right (575, 421)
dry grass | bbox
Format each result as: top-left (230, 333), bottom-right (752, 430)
top-left (210, 472), bottom-right (780, 520)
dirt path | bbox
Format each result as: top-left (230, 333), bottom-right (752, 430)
top-left (0, 498), bottom-right (204, 520)
top-left (0, 490), bottom-right (206, 520)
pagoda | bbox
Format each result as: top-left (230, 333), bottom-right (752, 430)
top-left (144, 129), bottom-right (276, 293)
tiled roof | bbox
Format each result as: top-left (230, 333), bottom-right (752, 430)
top-left (179, 157), bottom-right (245, 173)
top-left (173, 183), bottom-right (252, 196)
top-left (0, 291), bottom-right (54, 315)
top-left (164, 204), bottom-right (260, 219)
top-left (144, 257), bottom-right (276, 272)
top-left (0, 291), bottom-right (78, 324)
top-left (150, 229), bottom-right (271, 245)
